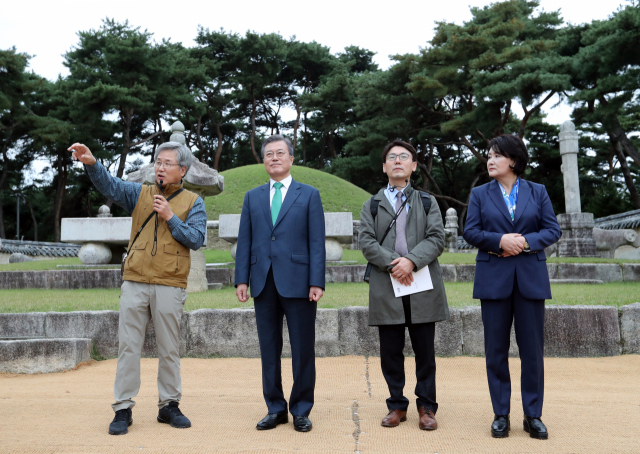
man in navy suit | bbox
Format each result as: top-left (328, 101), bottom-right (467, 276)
top-left (235, 134), bottom-right (326, 432)
top-left (463, 134), bottom-right (561, 440)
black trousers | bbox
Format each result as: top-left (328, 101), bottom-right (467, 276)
top-left (378, 295), bottom-right (437, 413)
top-left (481, 276), bottom-right (545, 418)
top-left (253, 267), bottom-right (317, 417)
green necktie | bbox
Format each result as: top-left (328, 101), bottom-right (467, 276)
top-left (271, 182), bottom-right (283, 225)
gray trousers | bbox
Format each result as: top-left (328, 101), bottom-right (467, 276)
top-left (112, 281), bottom-right (187, 412)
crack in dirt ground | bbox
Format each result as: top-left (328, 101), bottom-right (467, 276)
top-left (351, 399), bottom-right (361, 453)
top-left (365, 357), bottom-right (372, 400)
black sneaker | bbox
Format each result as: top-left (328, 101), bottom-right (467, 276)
top-left (157, 401), bottom-right (191, 428)
top-left (109, 408), bottom-right (132, 435)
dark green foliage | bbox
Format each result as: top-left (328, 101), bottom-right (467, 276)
top-left (2, 2), bottom-right (639, 241)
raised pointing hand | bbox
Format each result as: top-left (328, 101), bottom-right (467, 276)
top-left (68, 143), bottom-right (97, 166)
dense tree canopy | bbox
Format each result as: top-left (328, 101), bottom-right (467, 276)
top-left (1, 1), bottom-right (639, 242)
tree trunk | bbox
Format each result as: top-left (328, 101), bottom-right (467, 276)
top-left (0, 202), bottom-right (5, 239)
top-left (320, 133), bottom-right (326, 168)
top-left (607, 147), bottom-right (615, 180)
top-left (330, 131), bottom-right (337, 159)
top-left (613, 138), bottom-right (640, 209)
top-left (598, 96), bottom-right (640, 168)
top-left (116, 108), bottom-right (133, 179)
top-left (416, 161), bottom-right (448, 209)
top-left (609, 117), bottom-right (640, 169)
top-left (458, 132), bottom-right (488, 164)
top-left (292, 102), bottom-right (301, 151)
top-left (0, 143), bottom-right (9, 238)
top-left (214, 121), bottom-right (224, 171)
top-left (302, 112), bottom-right (308, 166)
top-left (250, 93), bottom-right (261, 163)
top-left (25, 196), bottom-right (37, 241)
top-left (53, 158), bottom-right (68, 243)
top-left (195, 117), bottom-right (204, 163)
top-left (518, 91), bottom-right (555, 139)
top-left (459, 174), bottom-right (481, 232)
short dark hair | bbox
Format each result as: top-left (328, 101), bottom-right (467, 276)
top-left (487, 134), bottom-right (529, 176)
top-left (261, 134), bottom-right (294, 158)
top-left (382, 140), bottom-right (417, 163)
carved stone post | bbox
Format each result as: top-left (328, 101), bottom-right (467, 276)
top-left (556, 120), bottom-right (597, 257)
top-left (445, 208), bottom-right (459, 253)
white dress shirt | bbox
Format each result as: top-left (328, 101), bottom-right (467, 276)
top-left (384, 183), bottom-right (410, 213)
top-left (269, 174), bottom-right (293, 207)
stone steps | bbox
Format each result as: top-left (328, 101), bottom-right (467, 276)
top-left (0, 338), bottom-right (92, 374)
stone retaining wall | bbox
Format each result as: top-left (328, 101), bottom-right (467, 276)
top-left (1, 305), bottom-right (636, 360)
top-left (2, 262), bottom-right (639, 289)
top-left (0, 338), bottom-right (91, 374)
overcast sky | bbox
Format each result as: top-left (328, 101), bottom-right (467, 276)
top-left (0, 0), bottom-right (626, 180)
top-left (2, 0), bottom-right (624, 80)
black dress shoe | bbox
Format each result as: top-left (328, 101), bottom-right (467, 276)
top-left (256, 413), bottom-right (288, 430)
top-left (293, 415), bottom-right (312, 432)
top-left (157, 402), bottom-right (191, 428)
top-left (109, 408), bottom-right (132, 435)
top-left (491, 414), bottom-right (510, 438)
top-left (523, 415), bottom-right (548, 439)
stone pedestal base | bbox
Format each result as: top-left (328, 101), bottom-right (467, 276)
top-left (78, 242), bottom-right (112, 265)
top-left (187, 248), bottom-right (208, 293)
top-left (557, 213), bottom-right (597, 257)
top-left (325, 238), bottom-right (343, 261)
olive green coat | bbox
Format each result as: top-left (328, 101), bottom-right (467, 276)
top-left (359, 187), bottom-right (449, 326)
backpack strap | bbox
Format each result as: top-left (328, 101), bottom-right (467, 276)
top-left (419, 191), bottom-right (432, 215)
top-left (369, 196), bottom-right (379, 219)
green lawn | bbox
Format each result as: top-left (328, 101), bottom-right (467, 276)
top-left (1, 282), bottom-right (637, 313)
top-left (207, 164), bottom-right (372, 221)
top-left (2, 250), bottom-right (638, 272)
top-left (0, 257), bottom-right (84, 271)
top-left (213, 250), bottom-right (640, 266)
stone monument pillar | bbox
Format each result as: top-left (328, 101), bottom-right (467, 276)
top-left (127, 121), bottom-right (224, 292)
top-left (444, 208), bottom-right (459, 253)
top-left (556, 120), bottom-right (597, 257)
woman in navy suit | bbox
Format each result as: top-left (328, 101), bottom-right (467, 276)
top-left (463, 135), bottom-right (561, 440)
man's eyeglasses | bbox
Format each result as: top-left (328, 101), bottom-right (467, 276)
top-left (264, 149), bottom-right (288, 160)
top-left (155, 161), bottom-right (181, 169)
top-left (386, 153), bottom-right (412, 162)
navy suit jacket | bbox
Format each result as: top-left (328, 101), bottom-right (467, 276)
top-left (463, 179), bottom-right (561, 300)
top-left (234, 179), bottom-right (326, 299)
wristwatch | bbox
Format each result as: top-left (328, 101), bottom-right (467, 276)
top-left (523, 237), bottom-right (530, 252)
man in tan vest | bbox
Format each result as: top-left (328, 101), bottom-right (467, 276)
top-left (69, 142), bottom-right (207, 435)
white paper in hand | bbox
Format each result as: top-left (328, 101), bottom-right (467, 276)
top-left (390, 265), bottom-right (434, 297)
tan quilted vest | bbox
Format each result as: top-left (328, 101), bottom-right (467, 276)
top-left (122, 183), bottom-right (199, 289)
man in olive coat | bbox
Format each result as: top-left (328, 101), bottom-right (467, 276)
top-left (359, 140), bottom-right (449, 431)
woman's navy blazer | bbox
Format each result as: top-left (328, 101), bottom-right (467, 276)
top-left (463, 179), bottom-right (561, 300)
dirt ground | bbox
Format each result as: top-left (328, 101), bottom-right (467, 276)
top-left (1, 355), bottom-right (639, 453)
